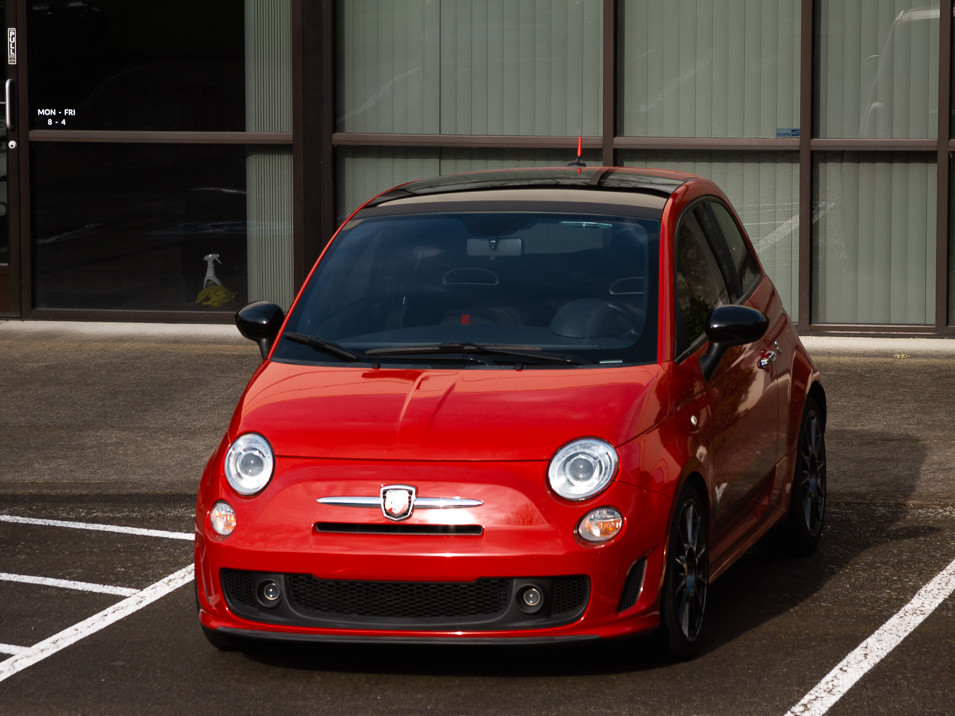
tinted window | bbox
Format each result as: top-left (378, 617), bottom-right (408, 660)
top-left (674, 211), bottom-right (729, 358)
top-left (28, 1), bottom-right (244, 131)
top-left (709, 202), bottom-right (762, 297)
top-left (32, 143), bottom-right (249, 310)
top-left (277, 212), bottom-right (660, 367)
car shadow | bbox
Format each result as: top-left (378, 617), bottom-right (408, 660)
top-left (701, 425), bottom-right (928, 656)
top-left (239, 633), bottom-right (669, 676)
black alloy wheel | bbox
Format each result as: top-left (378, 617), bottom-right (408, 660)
top-left (784, 395), bottom-right (827, 552)
top-left (660, 482), bottom-right (709, 661)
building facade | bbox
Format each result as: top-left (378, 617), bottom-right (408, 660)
top-left (1, 0), bottom-right (954, 336)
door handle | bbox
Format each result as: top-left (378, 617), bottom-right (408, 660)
top-left (759, 341), bottom-right (780, 370)
top-left (4, 79), bottom-right (13, 131)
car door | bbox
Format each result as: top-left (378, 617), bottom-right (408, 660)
top-left (671, 200), bottom-right (781, 553)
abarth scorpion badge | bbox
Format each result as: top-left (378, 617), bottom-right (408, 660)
top-left (381, 485), bottom-right (416, 521)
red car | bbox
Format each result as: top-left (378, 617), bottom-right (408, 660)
top-left (195, 167), bottom-right (826, 659)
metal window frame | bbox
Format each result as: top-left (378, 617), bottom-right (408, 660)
top-left (13, 0), bottom-right (955, 332)
top-left (18, 0), bottom-right (304, 324)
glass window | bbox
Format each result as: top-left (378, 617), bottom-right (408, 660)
top-left (707, 202), bottom-right (762, 298)
top-left (32, 143), bottom-right (292, 311)
top-left (620, 150), bottom-right (799, 316)
top-left (278, 211), bottom-right (660, 367)
top-left (817, 1), bottom-right (939, 139)
top-left (28, 0), bottom-right (291, 133)
top-left (690, 201), bottom-right (752, 302)
top-left (336, 0), bottom-right (602, 136)
top-left (674, 210), bottom-right (729, 357)
top-left (618, 0), bottom-right (800, 139)
top-left (813, 153), bottom-right (936, 325)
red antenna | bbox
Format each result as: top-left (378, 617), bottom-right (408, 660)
top-left (567, 136), bottom-right (586, 173)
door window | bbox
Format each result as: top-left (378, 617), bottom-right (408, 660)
top-left (674, 211), bottom-right (729, 358)
top-left (708, 202), bottom-right (762, 299)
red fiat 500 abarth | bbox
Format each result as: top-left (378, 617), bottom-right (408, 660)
top-left (194, 167), bottom-right (826, 659)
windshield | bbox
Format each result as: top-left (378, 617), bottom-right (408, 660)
top-left (275, 211), bottom-right (660, 368)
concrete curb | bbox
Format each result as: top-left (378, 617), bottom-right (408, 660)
top-left (800, 336), bottom-right (955, 357)
top-left (3, 319), bottom-right (954, 355)
top-left (0, 320), bottom-right (244, 343)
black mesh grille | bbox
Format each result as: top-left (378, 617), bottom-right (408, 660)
top-left (220, 568), bottom-right (256, 609)
top-left (287, 576), bottom-right (510, 620)
top-left (617, 559), bottom-right (646, 612)
top-left (220, 569), bottom-right (590, 631)
top-left (552, 575), bottom-right (590, 617)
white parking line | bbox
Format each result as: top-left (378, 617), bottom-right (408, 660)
top-left (0, 514), bottom-right (194, 541)
top-left (0, 644), bottom-right (25, 656)
top-left (787, 555), bottom-right (955, 715)
top-left (0, 572), bottom-right (138, 597)
top-left (0, 564), bottom-right (194, 684)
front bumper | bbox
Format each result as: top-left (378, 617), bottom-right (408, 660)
top-left (195, 456), bottom-right (671, 642)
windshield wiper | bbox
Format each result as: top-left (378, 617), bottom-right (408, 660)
top-left (365, 342), bottom-right (590, 366)
top-left (283, 332), bottom-right (360, 362)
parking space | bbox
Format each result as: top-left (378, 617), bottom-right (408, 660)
top-left (0, 500), bottom-right (951, 714)
top-left (1, 323), bottom-right (954, 713)
top-left (0, 506), bottom-right (194, 684)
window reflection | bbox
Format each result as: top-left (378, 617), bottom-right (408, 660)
top-left (812, 152), bottom-right (935, 325)
top-left (32, 144), bottom-right (248, 310)
top-left (817, 1), bottom-right (939, 139)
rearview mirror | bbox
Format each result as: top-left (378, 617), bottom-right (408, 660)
top-left (235, 301), bottom-right (286, 359)
top-left (699, 305), bottom-right (769, 381)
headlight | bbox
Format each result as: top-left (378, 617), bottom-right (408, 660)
top-left (224, 433), bottom-right (274, 496)
top-left (548, 438), bottom-right (619, 501)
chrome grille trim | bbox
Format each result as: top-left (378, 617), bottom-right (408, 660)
top-left (317, 496), bottom-right (483, 509)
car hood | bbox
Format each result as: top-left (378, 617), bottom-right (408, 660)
top-left (230, 361), bottom-right (668, 461)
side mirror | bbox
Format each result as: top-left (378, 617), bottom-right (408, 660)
top-left (699, 305), bottom-right (768, 381)
top-left (235, 301), bottom-right (286, 359)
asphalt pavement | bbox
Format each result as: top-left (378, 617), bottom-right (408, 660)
top-left (2, 320), bottom-right (955, 503)
top-left (2, 320), bottom-right (955, 714)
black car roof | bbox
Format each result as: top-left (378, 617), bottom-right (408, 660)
top-left (365, 167), bottom-right (696, 209)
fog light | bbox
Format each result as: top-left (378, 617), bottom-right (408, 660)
top-left (517, 585), bottom-right (544, 614)
top-left (209, 501), bottom-right (236, 537)
top-left (257, 579), bottom-right (282, 608)
top-left (577, 507), bottom-right (623, 543)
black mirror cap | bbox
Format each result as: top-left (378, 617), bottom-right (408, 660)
top-left (700, 305), bottom-right (769, 381)
top-left (705, 305), bottom-right (769, 346)
top-left (235, 301), bottom-right (286, 359)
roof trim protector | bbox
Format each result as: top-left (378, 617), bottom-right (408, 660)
top-left (365, 167), bottom-right (695, 208)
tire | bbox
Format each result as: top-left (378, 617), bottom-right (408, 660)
top-left (659, 482), bottom-right (709, 661)
top-left (780, 395), bottom-right (827, 553)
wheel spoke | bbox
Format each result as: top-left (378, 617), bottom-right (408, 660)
top-left (683, 505), bottom-right (696, 548)
top-left (679, 594), bottom-right (690, 635)
top-left (809, 416), bottom-right (823, 455)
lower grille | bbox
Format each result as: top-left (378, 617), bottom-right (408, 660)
top-left (221, 569), bottom-right (589, 631)
top-left (287, 575), bottom-right (510, 620)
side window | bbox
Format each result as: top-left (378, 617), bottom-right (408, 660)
top-left (692, 204), bottom-right (742, 299)
top-left (674, 211), bottom-right (729, 358)
top-left (709, 202), bottom-right (762, 298)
